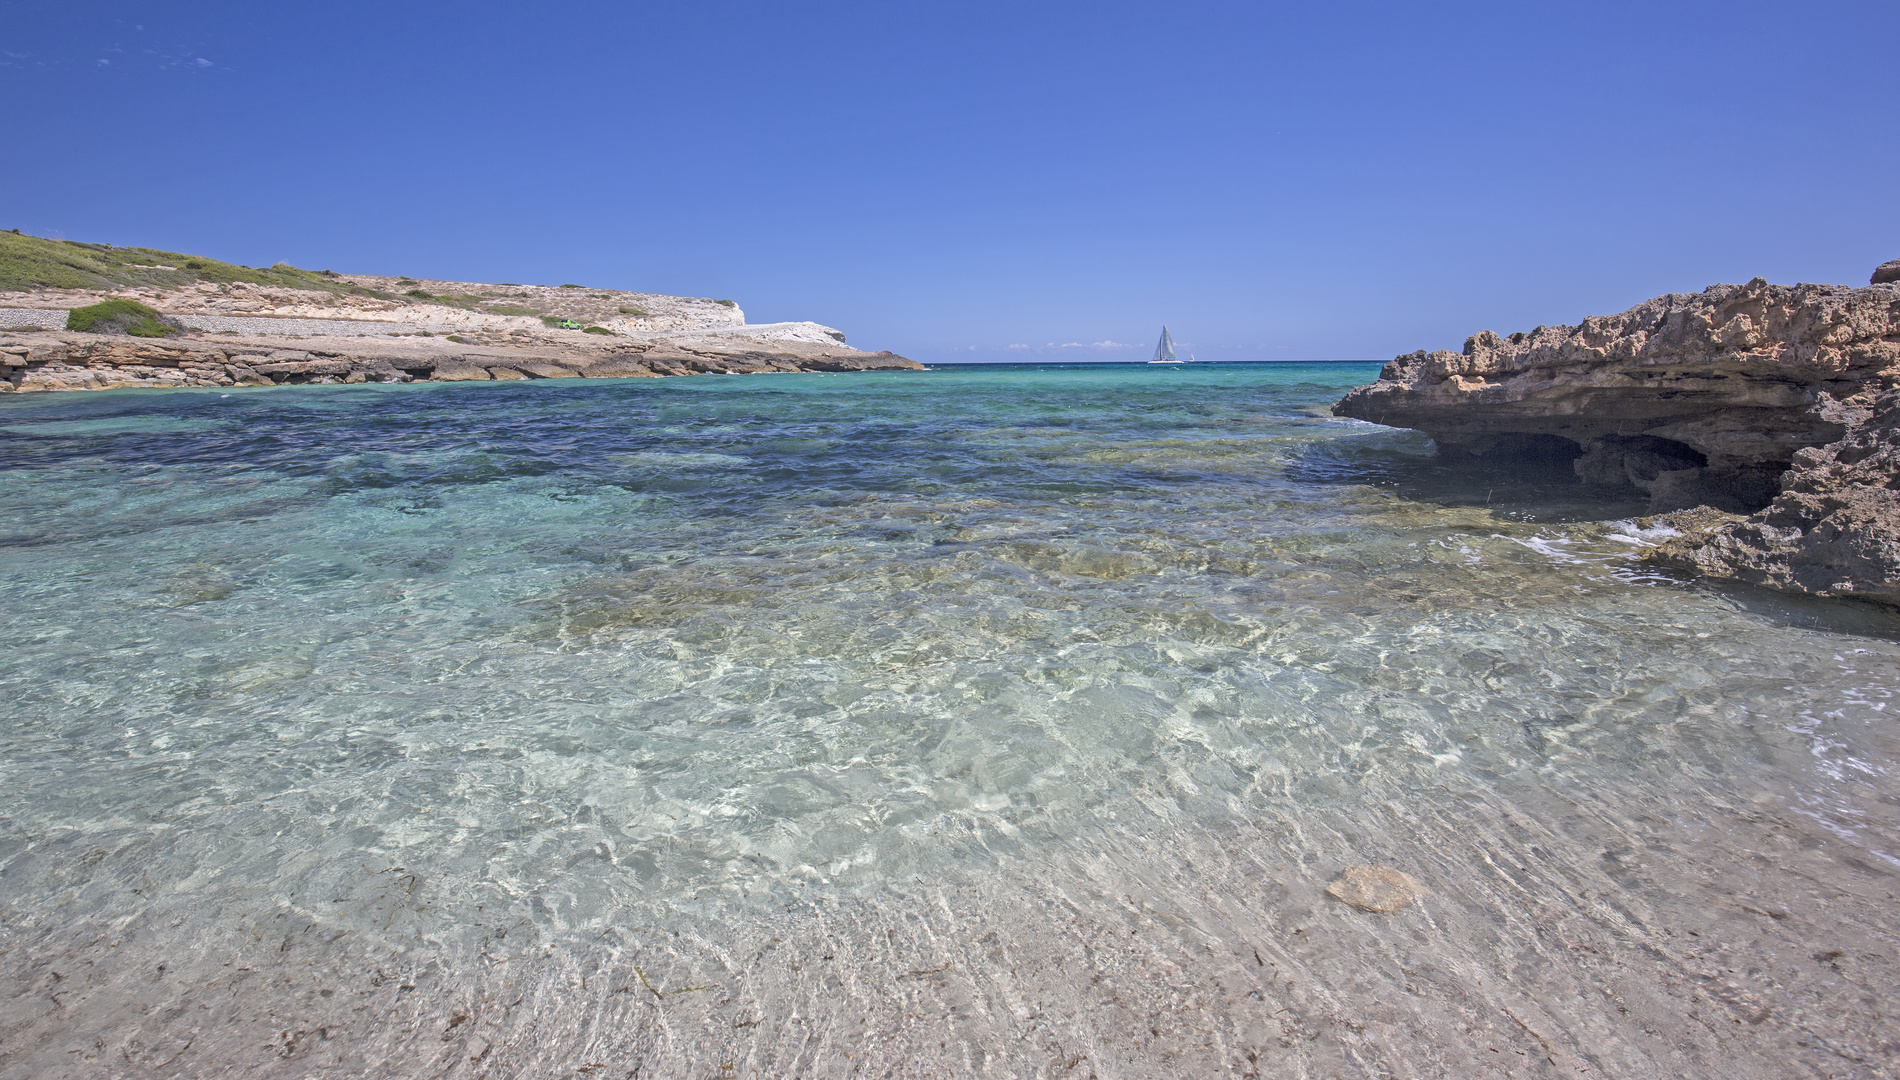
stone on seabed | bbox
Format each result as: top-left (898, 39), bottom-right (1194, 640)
top-left (1325, 866), bottom-right (1425, 913)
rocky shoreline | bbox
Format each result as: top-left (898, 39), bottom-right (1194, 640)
top-left (0, 235), bottom-right (923, 389)
top-left (0, 327), bottom-right (921, 392)
top-left (1334, 264), bottom-right (1900, 605)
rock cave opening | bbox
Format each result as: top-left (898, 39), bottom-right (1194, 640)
top-left (1434, 432), bottom-right (1786, 515)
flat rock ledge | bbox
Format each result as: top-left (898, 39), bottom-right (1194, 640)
top-left (0, 330), bottom-right (921, 393)
top-left (1333, 273), bottom-right (1900, 605)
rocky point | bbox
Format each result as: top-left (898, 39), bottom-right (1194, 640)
top-left (1334, 262), bottom-right (1900, 605)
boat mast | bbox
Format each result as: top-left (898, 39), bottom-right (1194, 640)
top-left (1152, 326), bottom-right (1177, 362)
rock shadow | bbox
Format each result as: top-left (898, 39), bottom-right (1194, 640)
top-left (1292, 427), bottom-right (1649, 522)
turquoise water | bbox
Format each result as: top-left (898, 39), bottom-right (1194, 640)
top-left (2, 363), bottom-right (1897, 1078)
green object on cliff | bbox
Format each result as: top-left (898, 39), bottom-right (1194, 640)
top-left (582, 325), bottom-right (614, 335)
top-left (0, 229), bottom-right (402, 300)
top-left (66, 298), bottom-right (182, 338)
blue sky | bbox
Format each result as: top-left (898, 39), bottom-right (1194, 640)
top-left (4, 1), bottom-right (1896, 362)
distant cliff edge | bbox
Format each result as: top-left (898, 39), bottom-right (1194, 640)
top-left (0, 230), bottom-right (922, 389)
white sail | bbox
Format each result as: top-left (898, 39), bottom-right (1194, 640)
top-left (1149, 326), bottom-right (1179, 363)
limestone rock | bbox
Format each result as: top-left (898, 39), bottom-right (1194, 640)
top-left (1874, 259), bottom-right (1900, 286)
top-left (430, 362), bottom-right (491, 381)
top-left (1648, 391), bottom-right (1900, 604)
top-left (1325, 866), bottom-right (1425, 913)
top-left (801, 350), bottom-right (919, 372)
top-left (509, 360), bottom-right (583, 379)
top-left (1334, 278), bottom-right (1900, 506)
top-left (576, 359), bottom-right (663, 378)
top-left (1334, 276), bottom-right (1900, 603)
top-left (0, 311), bottom-right (921, 394)
top-left (636, 348), bottom-right (701, 375)
top-left (254, 359), bottom-right (353, 377)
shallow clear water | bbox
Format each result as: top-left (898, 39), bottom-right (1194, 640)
top-left (2, 364), bottom-right (1897, 1078)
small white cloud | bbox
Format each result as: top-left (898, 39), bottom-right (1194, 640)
top-left (196, 57), bottom-right (212, 67)
top-left (1006, 344), bottom-right (1030, 350)
top-left (97, 59), bottom-right (110, 65)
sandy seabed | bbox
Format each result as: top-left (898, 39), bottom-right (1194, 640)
top-left (1, 366), bottom-right (1895, 1077)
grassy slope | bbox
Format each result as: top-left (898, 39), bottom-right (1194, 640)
top-left (0, 230), bottom-right (396, 298)
top-left (0, 230), bottom-right (729, 325)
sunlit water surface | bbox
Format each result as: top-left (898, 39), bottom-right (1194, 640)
top-left (1, 364), bottom-right (1896, 1078)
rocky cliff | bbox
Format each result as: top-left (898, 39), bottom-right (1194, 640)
top-left (0, 230), bottom-right (923, 388)
top-left (1333, 268), bottom-right (1900, 604)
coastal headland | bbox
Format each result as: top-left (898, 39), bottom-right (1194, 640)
top-left (0, 231), bottom-right (921, 391)
top-left (1335, 262), bottom-right (1900, 604)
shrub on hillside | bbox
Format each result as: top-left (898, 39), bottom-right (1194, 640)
top-left (66, 298), bottom-right (183, 338)
top-left (582, 325), bottom-right (614, 335)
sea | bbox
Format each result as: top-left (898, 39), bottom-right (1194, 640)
top-left (1, 362), bottom-right (1896, 1078)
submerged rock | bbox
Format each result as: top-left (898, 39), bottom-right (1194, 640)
top-left (1334, 274), bottom-right (1900, 604)
top-left (1325, 866), bottom-right (1425, 913)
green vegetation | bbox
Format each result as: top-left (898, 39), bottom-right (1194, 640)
top-left (617, 306), bottom-right (650, 317)
top-left (66, 298), bottom-right (182, 338)
top-left (397, 289), bottom-right (496, 313)
top-left (582, 325), bottom-right (614, 335)
top-left (0, 229), bottom-right (400, 298)
top-left (559, 284), bottom-right (584, 289)
top-left (714, 299), bottom-right (736, 307)
top-left (444, 335), bottom-right (469, 344)
top-left (395, 278), bottom-right (419, 288)
top-left (487, 304), bottom-right (538, 317)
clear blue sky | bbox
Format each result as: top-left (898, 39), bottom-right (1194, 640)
top-left (4, 1), bottom-right (1896, 363)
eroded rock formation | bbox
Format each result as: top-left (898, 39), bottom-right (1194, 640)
top-left (1648, 390), bottom-right (1900, 604)
top-left (1334, 270), bottom-right (1900, 603)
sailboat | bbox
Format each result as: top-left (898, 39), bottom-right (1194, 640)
top-left (1146, 325), bottom-right (1184, 364)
